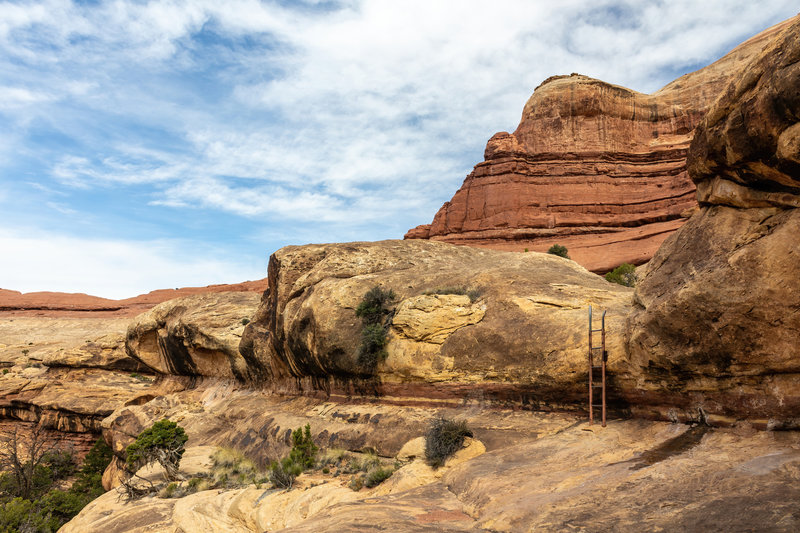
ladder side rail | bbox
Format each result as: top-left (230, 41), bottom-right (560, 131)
top-left (588, 306), bottom-right (593, 424)
top-left (601, 310), bottom-right (607, 427)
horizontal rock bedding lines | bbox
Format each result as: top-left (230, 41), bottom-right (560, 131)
top-left (405, 16), bottom-right (792, 272)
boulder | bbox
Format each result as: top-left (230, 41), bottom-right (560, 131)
top-left (626, 16), bottom-right (800, 427)
top-left (126, 292), bottom-right (261, 380)
top-left (240, 239), bottom-right (633, 407)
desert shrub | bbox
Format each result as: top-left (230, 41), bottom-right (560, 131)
top-left (348, 475), bottom-right (364, 491)
top-left (125, 419), bottom-right (188, 481)
top-left (357, 324), bottom-right (388, 369)
top-left (0, 497), bottom-right (54, 532)
top-left (318, 448), bottom-right (348, 467)
top-left (70, 438), bottom-right (112, 500)
top-left (241, 318), bottom-right (250, 326)
top-left (424, 286), bottom-right (482, 303)
top-left (605, 263), bottom-right (637, 287)
top-left (364, 466), bottom-right (393, 488)
top-left (355, 286), bottom-right (396, 325)
top-left (269, 457), bottom-right (302, 489)
top-left (0, 437), bottom-right (112, 531)
top-left (159, 482), bottom-right (178, 498)
top-left (424, 418), bottom-right (473, 469)
top-left (209, 447), bottom-right (266, 489)
top-left (266, 424), bottom-right (318, 490)
top-left (355, 286), bottom-right (396, 372)
top-left (547, 244), bottom-right (570, 259)
top-left (2, 369), bottom-right (8, 375)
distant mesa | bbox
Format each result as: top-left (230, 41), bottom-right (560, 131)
top-left (0, 279), bottom-right (268, 318)
top-left (405, 16), bottom-right (797, 272)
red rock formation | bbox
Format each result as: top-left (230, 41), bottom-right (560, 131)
top-left (406, 17), bottom-right (797, 272)
top-left (0, 279), bottom-right (268, 318)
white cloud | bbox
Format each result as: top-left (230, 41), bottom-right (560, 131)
top-left (0, 86), bottom-right (54, 109)
top-left (0, 228), bottom-right (262, 299)
top-left (0, 0), bottom-right (797, 296)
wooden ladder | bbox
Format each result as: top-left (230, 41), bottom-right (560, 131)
top-left (588, 305), bottom-right (607, 427)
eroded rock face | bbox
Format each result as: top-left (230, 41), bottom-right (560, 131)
top-left (405, 17), bottom-right (795, 273)
top-left (0, 316), bottom-right (154, 432)
top-left (626, 17), bottom-right (800, 427)
top-left (126, 292), bottom-right (261, 380)
top-left (240, 239), bottom-right (633, 406)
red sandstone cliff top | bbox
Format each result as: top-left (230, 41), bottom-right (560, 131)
top-left (0, 279), bottom-right (268, 318)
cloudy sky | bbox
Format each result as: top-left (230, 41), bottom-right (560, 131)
top-left (0, 0), bottom-right (796, 298)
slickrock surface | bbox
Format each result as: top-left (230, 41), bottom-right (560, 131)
top-left (405, 16), bottom-right (798, 272)
top-left (627, 17), bottom-right (800, 427)
top-left (0, 316), bottom-right (153, 433)
top-left (126, 292), bottom-right (261, 380)
top-left (65, 396), bottom-right (800, 533)
top-left (0, 278), bottom-right (267, 318)
top-left (240, 239), bottom-right (633, 406)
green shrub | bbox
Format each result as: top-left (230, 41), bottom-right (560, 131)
top-left (547, 244), bottom-right (570, 259)
top-left (70, 438), bottom-right (112, 499)
top-left (0, 497), bottom-right (54, 532)
top-left (424, 417), bottom-right (473, 469)
top-left (209, 447), bottom-right (266, 489)
top-left (263, 424), bottom-right (319, 490)
top-left (355, 286), bottom-right (396, 325)
top-left (317, 448), bottom-right (348, 467)
top-left (0, 437), bottom-right (112, 531)
top-left (423, 286), bottom-right (482, 303)
top-left (241, 318), bottom-right (250, 326)
top-left (2, 369), bottom-right (8, 375)
top-left (269, 457), bottom-right (302, 489)
top-left (355, 286), bottom-right (396, 372)
top-left (159, 482), bottom-right (178, 498)
top-left (364, 466), bottom-right (393, 488)
top-left (39, 489), bottom-right (88, 526)
top-left (357, 324), bottom-right (388, 369)
top-left (348, 475), bottom-right (364, 491)
top-left (605, 263), bottom-right (637, 287)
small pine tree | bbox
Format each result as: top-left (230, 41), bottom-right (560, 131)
top-left (289, 424), bottom-right (318, 469)
top-left (125, 419), bottom-right (188, 481)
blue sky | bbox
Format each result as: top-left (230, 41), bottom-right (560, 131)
top-left (0, 0), bottom-right (797, 298)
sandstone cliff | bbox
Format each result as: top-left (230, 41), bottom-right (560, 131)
top-left (405, 16), bottom-right (798, 273)
top-left (626, 16), bottom-right (800, 427)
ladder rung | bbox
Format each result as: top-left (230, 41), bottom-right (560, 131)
top-left (591, 365), bottom-right (603, 369)
top-left (591, 346), bottom-right (604, 350)
top-left (592, 404), bottom-right (604, 408)
top-left (591, 328), bottom-right (604, 332)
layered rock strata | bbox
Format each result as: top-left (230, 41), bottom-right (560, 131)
top-left (240, 239), bottom-right (634, 409)
top-left (0, 278), bottom-right (267, 318)
top-left (405, 16), bottom-right (797, 272)
top-left (0, 316), bottom-right (155, 452)
top-left (626, 16), bottom-right (800, 427)
top-left (126, 292), bottom-right (261, 380)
